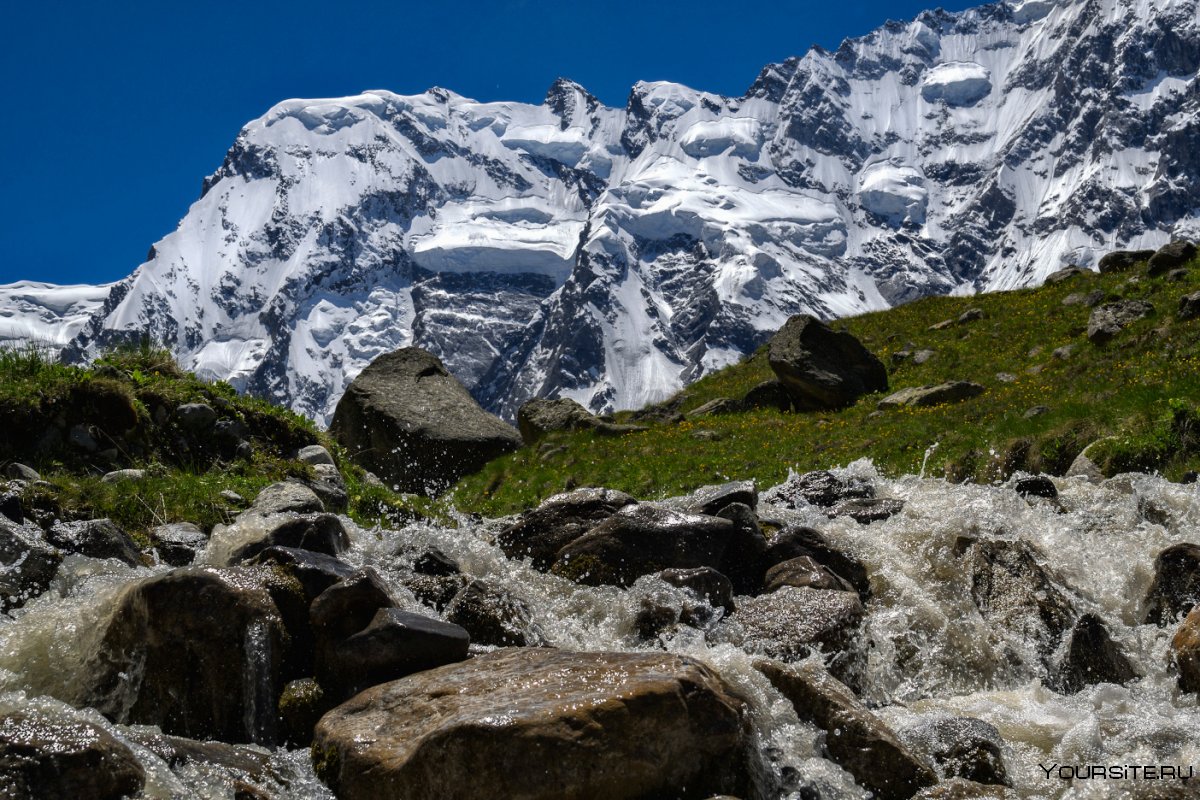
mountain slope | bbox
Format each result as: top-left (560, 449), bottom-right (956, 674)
top-left (19, 0), bottom-right (1200, 422)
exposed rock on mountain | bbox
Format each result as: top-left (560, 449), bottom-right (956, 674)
top-left (4, 0), bottom-right (1195, 423)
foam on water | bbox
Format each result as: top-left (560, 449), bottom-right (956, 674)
top-left (0, 464), bottom-right (1197, 798)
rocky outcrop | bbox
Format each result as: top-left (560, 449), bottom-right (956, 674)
top-left (757, 659), bottom-right (936, 800)
top-left (1087, 300), bottom-right (1155, 344)
top-left (0, 709), bottom-right (145, 800)
top-left (878, 382), bottom-right (986, 410)
top-left (83, 566), bottom-right (287, 745)
top-left (767, 316), bottom-right (888, 410)
top-left (312, 648), bottom-right (753, 800)
top-left (330, 348), bottom-right (522, 494)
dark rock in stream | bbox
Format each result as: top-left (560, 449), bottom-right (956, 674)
top-left (0, 709), bottom-right (145, 800)
top-left (1143, 543), bottom-right (1200, 626)
top-left (496, 487), bottom-right (636, 569)
top-left (897, 715), bottom-right (1010, 787)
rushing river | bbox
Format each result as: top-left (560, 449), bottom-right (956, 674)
top-left (1, 462), bottom-right (1197, 799)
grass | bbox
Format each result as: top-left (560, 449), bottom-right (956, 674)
top-left (451, 255), bottom-right (1200, 516)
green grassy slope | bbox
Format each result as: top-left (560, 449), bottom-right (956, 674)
top-left (452, 255), bottom-right (1200, 516)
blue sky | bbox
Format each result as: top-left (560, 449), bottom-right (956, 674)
top-left (0, 0), bottom-right (977, 287)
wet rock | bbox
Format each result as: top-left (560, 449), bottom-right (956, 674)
top-left (46, 519), bottom-right (141, 566)
top-left (311, 568), bottom-right (395, 689)
top-left (1147, 241), bottom-right (1197, 277)
top-left (756, 659), bottom-right (936, 800)
top-left (828, 496), bottom-right (905, 524)
top-left (659, 567), bottom-right (735, 613)
top-left (742, 379), bottom-right (794, 411)
top-left (444, 580), bottom-right (542, 647)
top-left (726, 587), bottom-right (864, 678)
top-left (1143, 543), bottom-right (1200, 626)
top-left (712, 502), bottom-right (769, 594)
top-left (1045, 266), bottom-right (1086, 284)
top-left (68, 424), bottom-right (98, 452)
top-left (0, 519), bottom-right (61, 610)
top-left (326, 609), bottom-right (470, 700)
top-left (228, 513), bottom-right (350, 563)
top-left (1097, 249), bottom-right (1156, 274)
top-left (956, 537), bottom-right (1076, 662)
top-left (246, 546), bottom-right (356, 602)
top-left (277, 678), bottom-right (332, 748)
top-left (763, 526), bottom-right (871, 600)
top-left (1053, 614), bottom-right (1139, 693)
top-left (305, 464), bottom-right (348, 513)
top-left (1173, 607), bottom-right (1200, 694)
top-left (879, 381), bottom-right (986, 409)
top-left (124, 728), bottom-right (276, 780)
top-left (914, 778), bottom-right (1014, 799)
top-left (898, 715), bottom-right (1009, 787)
top-left (329, 348), bottom-right (522, 495)
top-left (767, 315), bottom-right (888, 410)
top-left (681, 481), bottom-right (758, 516)
top-left (496, 487), bottom-right (636, 569)
top-left (249, 482), bottom-right (324, 516)
top-left (0, 489), bottom-right (25, 525)
top-left (404, 573), bottom-right (467, 611)
top-left (3, 463), bottom-right (38, 482)
top-left (412, 547), bottom-right (460, 577)
top-left (551, 504), bottom-right (735, 587)
top-left (1013, 475), bottom-right (1057, 500)
top-left (763, 470), bottom-right (874, 509)
top-left (297, 444), bottom-right (335, 467)
top-left (1179, 292), bottom-right (1200, 322)
top-left (0, 709), bottom-right (145, 800)
top-left (175, 402), bottom-right (218, 431)
top-left (1065, 450), bottom-right (1105, 483)
top-left (1087, 300), bottom-right (1155, 344)
top-left (764, 556), bottom-right (856, 594)
top-left (312, 648), bottom-right (752, 800)
top-left (84, 566), bottom-right (287, 745)
top-left (150, 522), bottom-right (208, 567)
top-left (221, 489), bottom-right (247, 506)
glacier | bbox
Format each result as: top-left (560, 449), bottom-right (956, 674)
top-left (4, 0), bottom-right (1198, 423)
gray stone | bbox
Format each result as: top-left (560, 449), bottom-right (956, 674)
top-left (764, 556), bottom-right (857, 594)
top-left (763, 470), bottom-right (874, 509)
top-left (897, 715), bottom-right (1010, 786)
top-left (1180, 291), bottom-right (1200, 321)
top-left (46, 519), bottom-right (141, 566)
top-left (828, 497), bottom-right (905, 524)
top-left (297, 445), bottom-right (336, 466)
top-left (311, 568), bottom-right (396, 691)
top-left (3, 463), bottom-right (39, 482)
top-left (306, 463), bottom-right (348, 513)
top-left (659, 566), bottom-right (735, 613)
top-left (246, 546), bottom-right (356, 602)
top-left (756, 659), bottom-right (936, 800)
top-left (150, 522), bottom-right (208, 567)
top-left (0, 709), bottom-right (145, 800)
top-left (174, 403), bottom-right (217, 431)
top-left (444, 580), bottom-right (542, 647)
top-left (768, 315), bottom-right (888, 410)
top-left (1167, 268), bottom-right (1190, 282)
top-left (879, 382), bottom-right (986, 409)
top-left (913, 349), bottom-right (936, 364)
top-left (327, 608), bottom-right (470, 700)
top-left (1044, 266), bottom-right (1086, 284)
top-left (516, 397), bottom-right (598, 444)
top-left (687, 398), bottom-right (742, 418)
top-left (0, 519), bottom-right (62, 609)
top-left (496, 487), bottom-right (636, 570)
top-left (228, 513), bottom-right (350, 564)
top-left (1147, 240), bottom-right (1197, 276)
top-left (1023, 405), bottom-right (1050, 419)
top-left (678, 480), bottom-right (758, 516)
top-left (1051, 345), bottom-right (1074, 360)
top-left (995, 372), bottom-right (1017, 383)
top-left (958, 308), bottom-right (984, 324)
top-left (1143, 543), bottom-right (1200, 626)
top-left (330, 348), bottom-right (522, 494)
top-left (100, 468), bottom-right (146, 484)
top-left (741, 379), bottom-right (793, 411)
top-left (1097, 249), bottom-right (1155, 274)
top-left (249, 481), bottom-right (324, 516)
top-left (726, 587), bottom-right (864, 676)
top-left (1087, 300), bottom-right (1155, 344)
top-left (762, 525), bottom-right (871, 600)
top-left (1053, 613), bottom-right (1139, 693)
top-left (312, 649), bottom-right (752, 800)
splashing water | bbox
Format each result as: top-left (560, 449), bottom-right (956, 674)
top-left (0, 462), bottom-right (1197, 798)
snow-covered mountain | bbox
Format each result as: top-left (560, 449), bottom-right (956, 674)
top-left (18, 0), bottom-right (1200, 422)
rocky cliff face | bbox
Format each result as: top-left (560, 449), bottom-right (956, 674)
top-left (13, 0), bottom-right (1199, 422)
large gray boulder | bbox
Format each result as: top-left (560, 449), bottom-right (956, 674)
top-left (1147, 240), bottom-right (1197, 276)
top-left (767, 315), bottom-right (888, 410)
top-left (330, 348), bottom-right (522, 494)
top-left (1087, 300), bottom-right (1154, 344)
top-left (312, 648), bottom-right (752, 800)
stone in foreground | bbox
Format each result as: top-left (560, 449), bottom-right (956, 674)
top-left (767, 315), bottom-right (888, 410)
top-left (330, 348), bottom-right (522, 494)
top-left (0, 709), bottom-right (145, 800)
top-left (312, 648), bottom-right (752, 800)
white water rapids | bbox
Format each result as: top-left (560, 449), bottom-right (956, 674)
top-left (0, 461), bottom-right (1196, 799)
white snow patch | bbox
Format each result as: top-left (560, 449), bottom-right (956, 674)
top-left (921, 62), bottom-right (993, 106)
top-left (679, 118), bottom-right (762, 158)
top-left (858, 163), bottom-right (929, 225)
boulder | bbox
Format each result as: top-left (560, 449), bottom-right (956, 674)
top-left (150, 521), bottom-right (208, 567)
top-left (551, 504), bottom-right (735, 587)
top-left (958, 308), bottom-right (984, 324)
top-left (174, 402), bottom-right (217, 431)
top-left (277, 678), bottom-right (332, 748)
top-left (741, 379), bottom-right (794, 412)
top-left (878, 382), bottom-right (986, 409)
top-left (1143, 543), bottom-right (1200, 626)
top-left (767, 315), bottom-right (888, 410)
top-left (1173, 607), bottom-right (1200, 694)
top-left (956, 537), bottom-right (1075, 663)
top-left (83, 566), bottom-right (287, 745)
top-left (659, 567), bottom-right (735, 613)
top-left (250, 482), bottom-right (324, 516)
top-left (1052, 613), bottom-right (1139, 693)
top-left (726, 587), bottom-right (864, 679)
top-left (914, 780), bottom-right (1013, 799)
top-left (46, 519), bottom-right (141, 566)
top-left (310, 569), bottom-right (395, 690)
top-left (306, 464), bottom-right (348, 513)
top-left (1180, 292), bottom-right (1200, 321)
top-left (516, 397), bottom-right (597, 443)
top-left (99, 468), bottom-right (145, 484)
top-left (1097, 249), bottom-right (1156, 274)
top-left (828, 497), bottom-right (905, 524)
top-left (3, 463), bottom-right (39, 482)
top-left (312, 648), bottom-right (752, 800)
top-left (228, 513), bottom-right (350, 564)
top-left (763, 526), bottom-right (871, 600)
top-left (764, 556), bottom-right (857, 594)
top-left (762, 470), bottom-right (874, 509)
top-left (496, 487), bottom-right (635, 570)
top-left (1044, 266), bottom-right (1085, 284)
top-left (679, 480), bottom-right (758, 516)
top-left (411, 547), bottom-right (460, 577)
top-left (444, 580), bottom-right (542, 647)
top-left (1147, 241), bottom-right (1197, 276)
top-left (0, 519), bottom-right (62, 610)
top-left (897, 715), bottom-right (1010, 787)
top-left (688, 398), bottom-right (742, 418)
top-left (714, 502), bottom-right (770, 594)
top-left (123, 728), bottom-right (276, 782)
top-left (326, 609), bottom-right (470, 700)
top-left (297, 445), bottom-right (336, 467)
top-left (246, 546), bottom-right (356, 602)
top-left (329, 348), bottom-right (522, 494)
top-left (756, 660), bottom-right (936, 800)
top-left (1013, 476), bottom-right (1057, 500)
top-left (0, 709), bottom-right (145, 800)
top-left (1087, 300), bottom-right (1155, 344)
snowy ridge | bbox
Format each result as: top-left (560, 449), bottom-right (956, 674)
top-left (9, 0), bottom-right (1200, 422)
